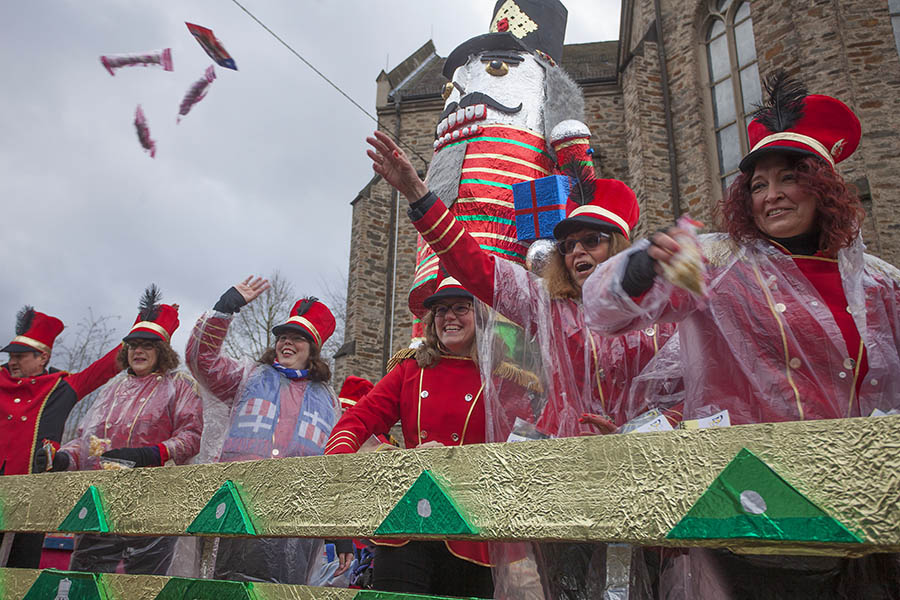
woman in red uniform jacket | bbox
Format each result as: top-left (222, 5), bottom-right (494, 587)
top-left (325, 275), bottom-right (537, 598)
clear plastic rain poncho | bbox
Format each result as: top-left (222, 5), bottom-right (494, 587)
top-left (582, 233), bottom-right (900, 598)
top-left (583, 234), bottom-right (900, 423)
top-left (61, 369), bottom-right (203, 575)
top-left (473, 259), bottom-right (677, 600)
top-left (185, 310), bottom-right (341, 585)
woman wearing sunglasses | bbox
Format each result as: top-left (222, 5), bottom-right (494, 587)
top-left (50, 286), bottom-right (203, 575)
top-left (325, 272), bottom-right (537, 597)
top-left (366, 130), bottom-right (678, 440)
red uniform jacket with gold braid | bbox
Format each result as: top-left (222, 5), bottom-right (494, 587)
top-left (325, 354), bottom-right (535, 567)
top-left (0, 346), bottom-right (121, 475)
top-left (408, 193), bottom-right (680, 436)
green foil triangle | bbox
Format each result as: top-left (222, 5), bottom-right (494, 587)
top-left (186, 480), bottom-right (256, 535)
top-left (375, 470), bottom-right (478, 536)
top-left (154, 577), bottom-right (255, 599)
top-left (23, 570), bottom-right (107, 600)
top-left (667, 448), bottom-right (862, 543)
top-left (59, 486), bottom-right (109, 533)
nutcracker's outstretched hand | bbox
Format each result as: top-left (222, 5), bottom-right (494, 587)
top-left (366, 130), bottom-right (429, 203)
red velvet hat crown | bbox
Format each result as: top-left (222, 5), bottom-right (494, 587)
top-left (554, 165), bottom-right (639, 240)
top-left (422, 268), bottom-right (474, 310)
top-left (740, 73), bottom-right (861, 172)
top-left (338, 375), bottom-right (374, 410)
top-left (124, 285), bottom-right (179, 343)
top-left (3, 307), bottom-right (64, 354)
top-left (272, 297), bottom-right (335, 348)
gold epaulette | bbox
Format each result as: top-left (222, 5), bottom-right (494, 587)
top-left (493, 361), bottom-right (544, 394)
top-left (864, 253), bottom-right (900, 286)
top-left (386, 347), bottom-right (418, 372)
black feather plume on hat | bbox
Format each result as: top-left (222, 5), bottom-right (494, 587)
top-left (296, 297), bottom-right (319, 316)
top-left (562, 159), bottom-right (596, 207)
top-left (752, 70), bottom-right (808, 133)
top-left (15, 306), bottom-right (35, 336)
top-left (138, 284), bottom-right (162, 321)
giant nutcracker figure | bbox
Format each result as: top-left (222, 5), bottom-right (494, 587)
top-left (409, 0), bottom-right (596, 334)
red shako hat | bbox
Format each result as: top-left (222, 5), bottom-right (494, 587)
top-left (2, 307), bottom-right (64, 354)
top-left (124, 285), bottom-right (180, 343)
top-left (272, 297), bottom-right (335, 348)
top-left (338, 375), bottom-right (374, 410)
top-left (422, 268), bottom-right (474, 310)
top-left (740, 71), bottom-right (861, 173)
top-left (553, 163), bottom-right (639, 240)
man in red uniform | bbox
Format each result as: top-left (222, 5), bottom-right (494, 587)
top-left (0, 306), bottom-right (121, 567)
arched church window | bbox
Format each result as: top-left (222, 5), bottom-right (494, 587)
top-left (891, 0), bottom-right (900, 58)
top-left (704, 0), bottom-right (761, 191)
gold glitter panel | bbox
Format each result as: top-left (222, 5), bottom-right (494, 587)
top-left (0, 416), bottom-right (898, 556)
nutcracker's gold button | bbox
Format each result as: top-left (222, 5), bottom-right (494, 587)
top-left (838, 371), bottom-right (847, 379)
top-left (789, 357), bottom-right (801, 369)
top-left (419, 430), bottom-right (428, 439)
top-left (271, 448), bottom-right (280, 456)
top-left (843, 358), bottom-right (855, 370)
top-left (451, 433), bottom-right (459, 442)
top-left (420, 390), bottom-right (429, 398)
top-left (20, 415), bottom-right (26, 421)
top-left (775, 303), bottom-right (786, 313)
top-left (464, 393), bottom-right (473, 402)
top-left (6, 415), bottom-right (11, 420)
top-left (13, 398), bottom-right (20, 403)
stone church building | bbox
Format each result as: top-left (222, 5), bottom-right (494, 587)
top-left (334, 0), bottom-right (900, 385)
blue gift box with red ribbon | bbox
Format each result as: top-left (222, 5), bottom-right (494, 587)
top-left (512, 175), bottom-right (570, 242)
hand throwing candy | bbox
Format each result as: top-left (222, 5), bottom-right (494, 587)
top-left (134, 105), bottom-right (157, 158)
top-left (100, 48), bottom-right (173, 77)
top-left (177, 65), bottom-right (216, 123)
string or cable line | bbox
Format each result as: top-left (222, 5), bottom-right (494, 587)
top-left (230, 0), bottom-right (430, 167)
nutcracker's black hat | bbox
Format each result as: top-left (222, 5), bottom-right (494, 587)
top-left (443, 0), bottom-right (568, 79)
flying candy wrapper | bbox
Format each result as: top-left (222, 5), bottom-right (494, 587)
top-left (186, 22), bottom-right (237, 70)
top-left (177, 65), bottom-right (216, 123)
top-left (100, 48), bottom-right (173, 77)
top-left (134, 105), bottom-right (157, 158)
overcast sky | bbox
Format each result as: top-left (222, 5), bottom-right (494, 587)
top-left (0, 1), bottom-right (620, 359)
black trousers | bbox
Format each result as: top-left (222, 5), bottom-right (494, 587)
top-left (373, 541), bottom-right (494, 598)
top-left (2, 532), bottom-right (44, 568)
top-left (69, 534), bottom-right (175, 575)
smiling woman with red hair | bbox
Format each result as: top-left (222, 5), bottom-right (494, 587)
top-left (582, 72), bottom-right (900, 597)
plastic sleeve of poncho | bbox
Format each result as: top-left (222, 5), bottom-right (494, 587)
top-left (59, 371), bottom-right (203, 470)
top-left (184, 310), bottom-right (244, 407)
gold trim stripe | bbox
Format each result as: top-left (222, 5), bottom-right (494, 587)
top-left (461, 167), bottom-right (534, 181)
top-left (554, 138), bottom-right (590, 151)
top-left (129, 321), bottom-right (171, 342)
top-left (568, 205), bottom-right (631, 237)
top-left (456, 197), bottom-right (515, 209)
top-left (471, 231), bottom-right (521, 244)
top-left (464, 153), bottom-right (549, 175)
top-left (11, 335), bottom-right (50, 353)
top-left (420, 209), bottom-right (451, 237)
top-left (286, 316), bottom-right (322, 346)
top-left (435, 229), bottom-right (466, 256)
top-left (338, 397), bottom-right (357, 406)
top-left (750, 132), bottom-right (835, 167)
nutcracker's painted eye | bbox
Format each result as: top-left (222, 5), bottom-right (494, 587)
top-left (442, 82), bottom-right (454, 101)
top-left (485, 60), bottom-right (509, 76)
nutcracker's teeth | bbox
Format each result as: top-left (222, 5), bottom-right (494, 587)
top-left (448, 112), bottom-right (457, 127)
top-left (462, 126), bottom-right (470, 136)
top-left (456, 108), bottom-right (465, 123)
top-left (474, 104), bottom-right (485, 118)
top-left (434, 139), bottom-right (440, 149)
top-left (437, 118), bottom-right (448, 136)
top-left (465, 105), bottom-right (475, 120)
top-left (452, 130), bottom-right (460, 140)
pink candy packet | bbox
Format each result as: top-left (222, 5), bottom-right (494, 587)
top-left (134, 104), bottom-right (157, 158)
top-left (177, 65), bottom-right (216, 123)
top-left (100, 48), bottom-right (173, 76)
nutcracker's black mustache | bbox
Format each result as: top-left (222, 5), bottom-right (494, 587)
top-left (439, 92), bottom-right (523, 121)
